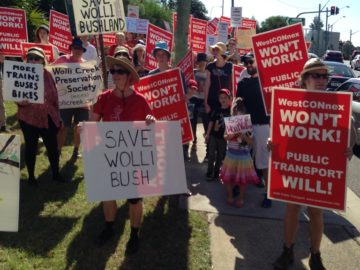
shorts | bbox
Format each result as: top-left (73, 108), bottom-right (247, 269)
top-left (127, 198), bottom-right (143, 204)
top-left (60, 108), bottom-right (89, 128)
top-left (253, 124), bottom-right (270, 170)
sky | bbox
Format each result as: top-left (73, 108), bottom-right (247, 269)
top-left (200, 0), bottom-right (360, 47)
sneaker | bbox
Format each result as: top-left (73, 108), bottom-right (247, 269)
top-left (309, 251), bottom-right (326, 270)
top-left (125, 236), bottom-right (139, 255)
top-left (261, 195), bottom-right (272, 208)
top-left (273, 245), bottom-right (294, 270)
top-left (94, 227), bottom-right (114, 246)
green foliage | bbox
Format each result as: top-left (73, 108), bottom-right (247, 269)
top-left (162, 0), bottom-right (209, 20)
top-left (309, 16), bottom-right (324, 30)
top-left (342, 40), bottom-right (355, 59)
top-left (259, 16), bottom-right (287, 33)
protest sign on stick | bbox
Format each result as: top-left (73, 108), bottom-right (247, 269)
top-left (49, 10), bottom-right (73, 54)
top-left (252, 23), bottom-right (308, 115)
top-left (3, 61), bottom-right (44, 104)
top-left (269, 87), bottom-right (352, 211)
top-left (190, 18), bottom-right (207, 54)
top-left (0, 7), bottom-right (28, 56)
top-left (231, 7), bottom-right (242, 27)
top-left (0, 134), bottom-right (20, 232)
top-left (134, 68), bottom-right (192, 143)
top-left (177, 49), bottom-right (194, 85)
top-left (47, 60), bottom-right (102, 109)
top-left (81, 121), bottom-right (187, 201)
top-left (224, 114), bottom-right (252, 135)
top-left (126, 17), bottom-right (148, 34)
top-left (21, 42), bottom-right (55, 63)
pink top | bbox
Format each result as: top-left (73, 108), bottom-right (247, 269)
top-left (17, 69), bottom-right (61, 128)
top-left (53, 54), bottom-right (84, 64)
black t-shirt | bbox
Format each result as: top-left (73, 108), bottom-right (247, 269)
top-left (206, 61), bottom-right (233, 110)
top-left (209, 107), bottom-right (231, 138)
top-left (236, 77), bottom-right (270, 125)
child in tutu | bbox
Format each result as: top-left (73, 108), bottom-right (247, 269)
top-left (220, 97), bottom-right (260, 207)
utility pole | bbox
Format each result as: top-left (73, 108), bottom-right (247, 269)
top-left (222, 0), bottom-right (224, 16)
top-left (325, 7), bottom-right (329, 50)
top-left (317, 4), bottom-right (321, 56)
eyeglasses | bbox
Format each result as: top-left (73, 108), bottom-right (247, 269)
top-left (244, 60), bottom-right (254, 66)
top-left (27, 55), bottom-right (42, 61)
top-left (308, 73), bottom-right (329, 80)
top-left (110, 69), bottom-right (130, 75)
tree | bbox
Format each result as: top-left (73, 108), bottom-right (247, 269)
top-left (309, 16), bottom-right (324, 30)
top-left (163, 0), bottom-right (209, 20)
top-left (259, 16), bottom-right (287, 33)
top-left (175, 0), bottom-right (191, 65)
top-left (342, 40), bottom-right (355, 60)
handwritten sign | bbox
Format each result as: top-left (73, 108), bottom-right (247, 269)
top-left (47, 60), bottom-right (102, 108)
top-left (224, 114), bottom-right (252, 134)
top-left (81, 121), bottom-right (187, 201)
top-left (231, 7), bottom-right (242, 27)
top-left (3, 60), bottom-right (44, 104)
top-left (0, 135), bottom-right (20, 232)
top-left (269, 88), bottom-right (352, 211)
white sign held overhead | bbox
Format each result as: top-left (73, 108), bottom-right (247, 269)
top-left (231, 7), bottom-right (242, 27)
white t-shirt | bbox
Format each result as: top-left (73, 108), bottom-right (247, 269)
top-left (82, 43), bottom-right (98, 61)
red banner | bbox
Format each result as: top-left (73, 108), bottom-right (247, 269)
top-left (241, 18), bottom-right (257, 29)
top-left (177, 50), bottom-right (194, 85)
top-left (21, 42), bottom-right (55, 63)
top-left (232, 64), bottom-right (245, 97)
top-left (0, 7), bottom-right (28, 56)
top-left (190, 18), bottom-right (207, 54)
top-left (237, 48), bottom-right (252, 56)
top-left (269, 88), bottom-right (352, 211)
top-left (102, 34), bottom-right (116, 47)
top-left (207, 17), bottom-right (219, 35)
top-left (134, 68), bottom-right (193, 143)
top-left (49, 10), bottom-right (73, 54)
top-left (145, 23), bottom-right (173, 71)
top-left (252, 23), bottom-right (308, 115)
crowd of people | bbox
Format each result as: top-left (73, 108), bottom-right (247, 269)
top-left (0, 24), bottom-right (358, 269)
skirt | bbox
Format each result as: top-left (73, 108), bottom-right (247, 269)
top-left (220, 147), bottom-right (260, 185)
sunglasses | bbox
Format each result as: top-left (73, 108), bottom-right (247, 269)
top-left (27, 55), bottom-right (42, 61)
top-left (110, 69), bottom-right (130, 75)
top-left (244, 60), bottom-right (254, 66)
top-left (308, 73), bottom-right (329, 80)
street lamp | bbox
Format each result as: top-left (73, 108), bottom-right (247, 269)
top-left (330, 16), bottom-right (345, 32)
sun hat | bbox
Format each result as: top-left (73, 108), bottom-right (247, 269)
top-left (188, 79), bottom-right (198, 90)
top-left (196, 53), bottom-right (207, 62)
top-left (219, 88), bottom-right (232, 97)
top-left (106, 56), bottom-right (140, 84)
top-left (209, 42), bottom-right (227, 56)
top-left (69, 37), bottom-right (87, 52)
top-left (114, 46), bottom-right (131, 59)
top-left (26, 47), bottom-right (46, 59)
top-left (300, 58), bottom-right (328, 76)
top-left (152, 40), bottom-right (171, 58)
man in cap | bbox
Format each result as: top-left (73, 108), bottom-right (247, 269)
top-left (236, 52), bottom-right (271, 208)
top-left (80, 35), bottom-right (98, 61)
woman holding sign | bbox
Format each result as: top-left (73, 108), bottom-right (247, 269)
top-left (90, 56), bottom-right (155, 254)
top-left (270, 58), bottom-right (356, 270)
top-left (17, 47), bottom-right (62, 186)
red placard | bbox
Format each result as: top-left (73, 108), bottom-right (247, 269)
top-left (237, 48), bottom-right (252, 56)
top-left (21, 42), bottom-right (55, 63)
top-left (172, 12), bottom-right (177, 33)
top-left (241, 18), bottom-right (257, 29)
top-left (207, 17), bottom-right (219, 35)
top-left (145, 23), bottom-right (173, 70)
top-left (177, 49), bottom-right (194, 85)
top-left (134, 68), bottom-right (193, 143)
top-left (0, 7), bottom-right (28, 56)
top-left (190, 18), bottom-right (207, 54)
top-left (220, 16), bottom-right (232, 34)
top-left (102, 34), bottom-right (116, 47)
top-left (49, 10), bottom-right (73, 54)
top-left (232, 64), bottom-right (245, 97)
top-left (269, 88), bottom-right (352, 211)
top-left (252, 23), bottom-right (308, 115)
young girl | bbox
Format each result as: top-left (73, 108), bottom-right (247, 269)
top-left (220, 97), bottom-right (260, 207)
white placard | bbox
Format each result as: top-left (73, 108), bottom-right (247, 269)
top-left (72, 0), bottom-right (126, 35)
top-left (3, 60), bottom-right (44, 104)
top-left (218, 22), bottom-right (229, 43)
top-left (224, 114), bottom-right (252, 135)
top-left (81, 121), bottom-right (188, 202)
top-left (0, 135), bottom-right (20, 232)
top-left (231, 7), bottom-right (242, 27)
top-left (126, 17), bottom-right (148, 34)
top-left (46, 60), bottom-right (102, 109)
top-left (206, 34), bottom-right (217, 55)
top-left (127, 5), bottom-right (139, 18)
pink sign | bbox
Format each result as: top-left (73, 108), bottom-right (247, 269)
top-left (269, 88), bottom-right (352, 211)
top-left (21, 42), bottom-right (55, 63)
top-left (190, 18), bottom-right (207, 54)
top-left (49, 10), bottom-right (73, 54)
top-left (177, 49), bottom-right (194, 85)
top-left (252, 23), bottom-right (308, 115)
top-left (145, 23), bottom-right (173, 70)
top-left (0, 7), bottom-right (28, 56)
top-left (134, 68), bottom-right (193, 143)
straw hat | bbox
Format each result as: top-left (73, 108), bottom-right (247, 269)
top-left (106, 56), bottom-right (140, 84)
top-left (300, 58), bottom-right (328, 76)
top-left (209, 42), bottom-right (227, 56)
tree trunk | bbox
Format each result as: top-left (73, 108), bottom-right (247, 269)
top-left (174, 0), bottom-right (191, 65)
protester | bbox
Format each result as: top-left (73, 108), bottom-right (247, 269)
top-left (114, 46), bottom-right (131, 60)
top-left (205, 88), bottom-right (232, 181)
top-left (204, 42), bottom-right (233, 114)
top-left (236, 52), bottom-right (271, 208)
top-left (220, 97), bottom-right (259, 207)
top-left (79, 35), bottom-right (98, 61)
top-left (91, 55), bottom-right (155, 255)
top-left (126, 32), bottom-right (137, 48)
top-left (34, 24), bottom-right (59, 61)
top-left (271, 58), bottom-right (356, 270)
top-left (226, 38), bottom-right (240, 64)
top-left (54, 38), bottom-right (88, 162)
top-left (108, 32), bottom-right (130, 56)
top-left (16, 47), bottom-right (63, 185)
top-left (132, 42), bottom-right (149, 77)
top-left (190, 53), bottom-right (208, 152)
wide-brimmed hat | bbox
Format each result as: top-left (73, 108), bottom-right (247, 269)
top-left (26, 47), bottom-right (46, 59)
top-left (106, 56), bottom-right (139, 84)
top-left (132, 43), bottom-right (146, 55)
top-left (114, 46), bottom-right (131, 59)
top-left (300, 58), bottom-right (328, 76)
top-left (209, 42), bottom-right (227, 56)
top-left (69, 38), bottom-right (87, 52)
top-left (152, 40), bottom-right (171, 58)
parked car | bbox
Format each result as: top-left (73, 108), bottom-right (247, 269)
top-left (324, 61), bottom-right (356, 91)
top-left (351, 50), bottom-right (360, 60)
top-left (308, 52), bottom-right (319, 59)
top-left (350, 55), bottom-right (360, 70)
top-left (335, 78), bottom-right (360, 158)
top-left (323, 50), bottom-right (344, 63)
